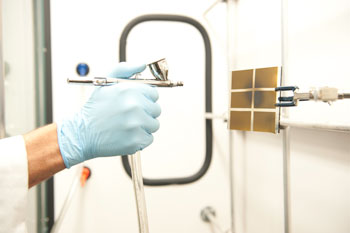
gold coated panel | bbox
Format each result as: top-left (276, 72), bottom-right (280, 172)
top-left (231, 69), bottom-right (253, 89)
top-left (253, 112), bottom-right (276, 133)
top-left (230, 111), bottom-right (251, 131)
top-left (254, 91), bottom-right (276, 108)
top-left (231, 92), bottom-right (252, 108)
top-left (255, 67), bottom-right (278, 88)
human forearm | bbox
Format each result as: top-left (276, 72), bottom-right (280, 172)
top-left (24, 123), bottom-right (65, 188)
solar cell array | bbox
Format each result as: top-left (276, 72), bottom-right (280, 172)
top-left (229, 67), bottom-right (281, 133)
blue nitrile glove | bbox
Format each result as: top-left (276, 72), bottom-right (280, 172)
top-left (108, 62), bottom-right (145, 78)
top-left (57, 63), bottom-right (161, 168)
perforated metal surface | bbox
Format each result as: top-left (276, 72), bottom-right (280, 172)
top-left (229, 67), bottom-right (281, 133)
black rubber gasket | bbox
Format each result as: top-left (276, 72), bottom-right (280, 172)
top-left (119, 14), bottom-right (212, 186)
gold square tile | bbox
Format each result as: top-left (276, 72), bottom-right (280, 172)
top-left (255, 67), bottom-right (278, 88)
top-left (231, 92), bottom-right (252, 108)
top-left (229, 111), bottom-right (251, 131)
top-left (254, 91), bottom-right (276, 109)
top-left (253, 112), bottom-right (276, 133)
top-left (231, 69), bottom-right (253, 89)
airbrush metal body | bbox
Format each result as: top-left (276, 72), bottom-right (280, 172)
top-left (68, 77), bottom-right (183, 87)
top-left (67, 58), bottom-right (183, 87)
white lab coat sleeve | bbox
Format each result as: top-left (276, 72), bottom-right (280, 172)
top-left (0, 136), bottom-right (28, 233)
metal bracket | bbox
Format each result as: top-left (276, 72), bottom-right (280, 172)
top-left (276, 86), bottom-right (350, 107)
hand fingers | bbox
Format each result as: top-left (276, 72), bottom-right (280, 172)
top-left (108, 83), bottom-right (159, 110)
top-left (138, 131), bottom-right (154, 152)
top-left (142, 115), bottom-right (160, 134)
top-left (137, 84), bottom-right (159, 102)
top-left (142, 98), bottom-right (161, 118)
top-left (109, 62), bottom-right (146, 78)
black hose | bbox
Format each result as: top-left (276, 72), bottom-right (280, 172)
top-left (119, 14), bottom-right (212, 186)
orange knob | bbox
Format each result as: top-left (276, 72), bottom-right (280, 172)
top-left (80, 166), bottom-right (91, 187)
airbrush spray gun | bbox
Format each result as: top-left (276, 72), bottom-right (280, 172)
top-left (68, 58), bottom-right (183, 233)
top-left (68, 58), bottom-right (183, 87)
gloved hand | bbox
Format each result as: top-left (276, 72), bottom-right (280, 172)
top-left (57, 63), bottom-right (161, 168)
top-left (108, 62), bottom-right (146, 78)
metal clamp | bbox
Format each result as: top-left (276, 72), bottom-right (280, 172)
top-left (276, 86), bottom-right (350, 107)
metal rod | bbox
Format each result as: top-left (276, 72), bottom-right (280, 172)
top-left (282, 127), bottom-right (291, 233)
top-left (204, 112), bottom-right (227, 121)
top-left (203, 0), bottom-right (226, 49)
top-left (201, 207), bottom-right (227, 233)
top-left (67, 77), bottom-right (183, 87)
top-left (281, 0), bottom-right (289, 90)
top-left (338, 91), bottom-right (350, 99)
top-left (281, 0), bottom-right (291, 231)
top-left (204, 113), bottom-right (350, 133)
top-left (280, 119), bottom-right (350, 133)
top-left (228, 131), bottom-right (235, 233)
top-left (129, 152), bottom-right (149, 233)
top-left (33, 1), bottom-right (55, 232)
top-left (343, 93), bottom-right (350, 99)
top-left (227, 0), bottom-right (238, 232)
top-left (0, 0), bottom-right (6, 139)
top-left (207, 214), bottom-right (226, 233)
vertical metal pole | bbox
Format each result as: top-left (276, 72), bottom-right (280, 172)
top-left (281, 0), bottom-right (291, 232)
top-left (282, 127), bottom-right (291, 233)
top-left (129, 152), bottom-right (149, 233)
top-left (228, 131), bottom-right (235, 233)
top-left (33, 0), bottom-right (55, 232)
top-left (227, 1), bottom-right (238, 232)
top-left (281, 0), bottom-right (289, 89)
top-left (0, 0), bottom-right (6, 139)
top-left (42, 1), bottom-right (55, 230)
